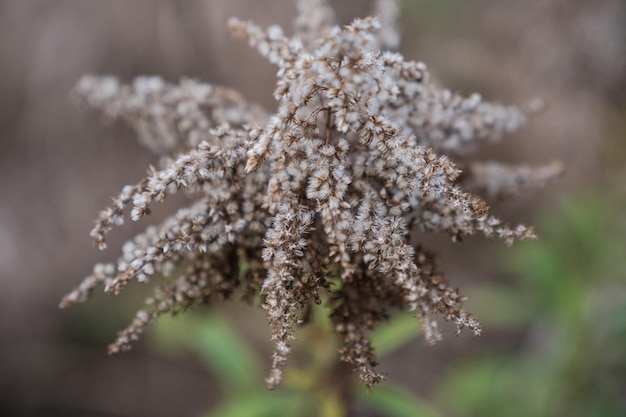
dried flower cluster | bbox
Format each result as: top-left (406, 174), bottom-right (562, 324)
top-left (61, 0), bottom-right (561, 389)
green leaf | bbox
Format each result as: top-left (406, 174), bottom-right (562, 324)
top-left (358, 383), bottom-right (441, 417)
top-left (193, 313), bottom-right (263, 394)
top-left (150, 314), bottom-right (193, 354)
top-left (204, 392), bottom-right (299, 417)
top-left (371, 313), bottom-right (421, 357)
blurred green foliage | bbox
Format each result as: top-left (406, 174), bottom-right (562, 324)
top-left (150, 300), bottom-right (433, 416)
top-left (146, 194), bottom-right (625, 417)
top-left (438, 195), bottom-right (626, 417)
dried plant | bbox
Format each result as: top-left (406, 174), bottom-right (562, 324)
top-left (61, 0), bottom-right (561, 390)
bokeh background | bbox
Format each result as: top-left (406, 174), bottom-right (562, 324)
top-left (1, 0), bottom-right (625, 416)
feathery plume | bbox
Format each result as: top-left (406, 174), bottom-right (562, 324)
top-left (62, 0), bottom-right (559, 389)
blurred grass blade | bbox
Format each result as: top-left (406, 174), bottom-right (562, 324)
top-left (358, 383), bottom-right (441, 417)
top-left (193, 313), bottom-right (263, 393)
top-left (204, 392), bottom-right (298, 417)
top-left (371, 313), bottom-right (421, 357)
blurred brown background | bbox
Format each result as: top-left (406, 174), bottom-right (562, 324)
top-left (1, 0), bottom-right (624, 416)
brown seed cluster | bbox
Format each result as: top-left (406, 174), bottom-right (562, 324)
top-left (61, 0), bottom-right (560, 389)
